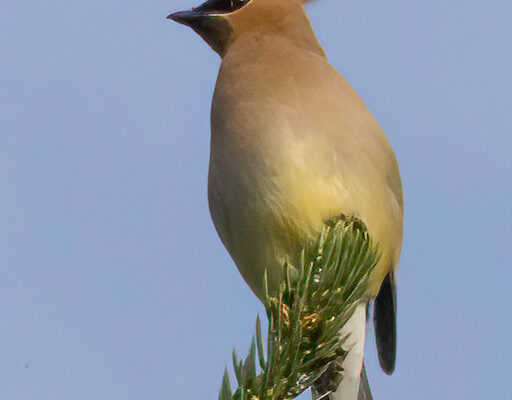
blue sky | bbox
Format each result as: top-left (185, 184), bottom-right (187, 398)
top-left (1, 0), bottom-right (511, 399)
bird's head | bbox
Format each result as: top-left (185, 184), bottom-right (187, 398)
top-left (168, 0), bottom-right (313, 56)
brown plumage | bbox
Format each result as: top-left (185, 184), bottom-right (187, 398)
top-left (169, 0), bottom-right (403, 398)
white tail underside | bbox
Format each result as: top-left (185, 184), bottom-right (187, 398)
top-left (327, 303), bottom-right (367, 400)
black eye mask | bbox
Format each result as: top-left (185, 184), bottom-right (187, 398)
top-left (193, 0), bottom-right (251, 14)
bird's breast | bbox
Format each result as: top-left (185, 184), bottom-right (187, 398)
top-left (207, 43), bottom-right (403, 298)
top-left (208, 123), bottom-right (346, 297)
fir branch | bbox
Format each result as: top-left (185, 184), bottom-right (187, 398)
top-left (219, 217), bottom-right (380, 400)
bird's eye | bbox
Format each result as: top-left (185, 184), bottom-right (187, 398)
top-left (195, 0), bottom-right (252, 14)
top-left (231, 0), bottom-right (250, 9)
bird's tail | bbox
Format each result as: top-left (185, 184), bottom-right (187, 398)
top-left (312, 364), bottom-right (373, 400)
top-left (357, 363), bottom-right (373, 400)
top-left (312, 303), bottom-right (371, 400)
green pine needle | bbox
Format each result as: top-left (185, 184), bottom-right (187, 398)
top-left (219, 216), bottom-right (380, 400)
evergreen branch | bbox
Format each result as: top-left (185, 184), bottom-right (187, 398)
top-left (219, 216), bottom-right (380, 400)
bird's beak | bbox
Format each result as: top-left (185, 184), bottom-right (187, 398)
top-left (167, 0), bottom-right (224, 26)
top-left (167, 1), bottom-right (234, 56)
top-left (167, 9), bottom-right (206, 27)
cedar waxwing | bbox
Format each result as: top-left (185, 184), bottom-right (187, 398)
top-left (168, 0), bottom-right (403, 399)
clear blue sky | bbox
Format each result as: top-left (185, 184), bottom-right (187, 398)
top-left (1, 0), bottom-right (511, 399)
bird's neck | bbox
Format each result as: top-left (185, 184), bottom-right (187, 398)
top-left (227, 3), bottom-right (325, 58)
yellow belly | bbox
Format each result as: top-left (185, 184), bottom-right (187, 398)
top-left (208, 136), bottom-right (402, 300)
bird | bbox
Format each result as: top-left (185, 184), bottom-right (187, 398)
top-left (168, 0), bottom-right (403, 399)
